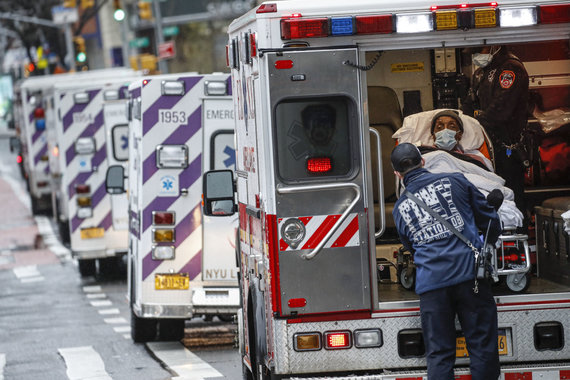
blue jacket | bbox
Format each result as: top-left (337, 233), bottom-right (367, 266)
top-left (392, 168), bottom-right (501, 295)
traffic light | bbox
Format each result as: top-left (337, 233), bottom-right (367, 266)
top-left (80, 0), bottom-right (94, 8)
top-left (113, 0), bottom-right (125, 21)
top-left (138, 2), bottom-right (153, 20)
top-left (73, 36), bottom-right (87, 67)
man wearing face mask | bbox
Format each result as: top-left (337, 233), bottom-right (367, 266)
top-left (461, 45), bottom-right (529, 229)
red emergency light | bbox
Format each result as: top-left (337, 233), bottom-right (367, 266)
top-left (355, 15), bottom-right (394, 34)
top-left (16, 155), bottom-right (22, 164)
top-left (324, 331), bottom-right (351, 349)
top-left (307, 157), bottom-right (332, 173)
top-left (75, 184), bottom-right (91, 194)
top-left (539, 3), bottom-right (570, 24)
top-left (34, 107), bottom-right (45, 119)
top-left (281, 18), bottom-right (329, 40)
top-left (256, 3), bottom-right (277, 13)
top-left (153, 211), bottom-right (175, 226)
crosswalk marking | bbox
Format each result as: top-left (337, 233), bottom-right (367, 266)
top-left (0, 353), bottom-right (5, 380)
top-left (83, 285), bottom-right (102, 293)
top-left (146, 342), bottom-right (222, 380)
top-left (113, 326), bottom-right (131, 333)
top-left (87, 293), bottom-right (107, 299)
top-left (98, 308), bottom-right (120, 315)
top-left (13, 265), bottom-right (44, 283)
top-left (58, 346), bottom-right (112, 380)
top-left (34, 216), bottom-right (71, 261)
top-left (90, 300), bottom-right (113, 307)
top-left (103, 317), bottom-right (128, 324)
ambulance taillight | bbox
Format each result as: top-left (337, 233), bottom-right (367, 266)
top-left (76, 184), bottom-right (91, 194)
top-left (539, 3), bottom-right (570, 24)
top-left (152, 211), bottom-right (175, 226)
top-left (324, 331), bottom-right (351, 349)
top-left (307, 157), bottom-right (332, 173)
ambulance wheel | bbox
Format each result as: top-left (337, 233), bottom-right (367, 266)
top-left (218, 314), bottom-right (234, 323)
top-left (506, 273), bottom-right (531, 293)
top-left (158, 319), bottom-right (185, 341)
top-left (30, 196), bottom-right (41, 215)
top-left (131, 309), bottom-right (157, 342)
top-left (400, 266), bottom-right (415, 291)
top-left (58, 219), bottom-right (70, 245)
top-left (78, 259), bottom-right (96, 277)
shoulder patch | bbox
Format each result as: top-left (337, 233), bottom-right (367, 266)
top-left (499, 70), bottom-right (516, 89)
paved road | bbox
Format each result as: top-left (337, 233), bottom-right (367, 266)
top-left (0, 134), bottom-right (242, 380)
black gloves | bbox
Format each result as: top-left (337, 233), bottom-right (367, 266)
top-left (487, 189), bottom-right (504, 211)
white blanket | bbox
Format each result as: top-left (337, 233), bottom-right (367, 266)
top-left (422, 150), bottom-right (524, 228)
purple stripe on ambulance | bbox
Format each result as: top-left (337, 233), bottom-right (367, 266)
top-left (71, 182), bottom-right (107, 232)
top-left (142, 205), bottom-right (202, 280)
top-left (67, 144), bottom-right (107, 197)
top-left (31, 130), bottom-right (43, 144)
top-left (142, 107), bottom-right (202, 183)
top-left (64, 111), bottom-right (104, 165)
top-left (226, 76), bottom-right (232, 96)
top-left (99, 211), bottom-right (113, 231)
top-left (130, 87), bottom-right (141, 99)
top-left (130, 210), bottom-right (139, 238)
top-left (142, 197), bottom-right (177, 232)
top-left (179, 252), bottom-right (202, 281)
top-left (62, 89), bottom-right (101, 132)
top-left (142, 76), bottom-right (201, 135)
top-left (33, 144), bottom-right (47, 165)
top-left (28, 111), bottom-right (34, 124)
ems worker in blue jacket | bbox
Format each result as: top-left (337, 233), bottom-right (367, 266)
top-left (391, 143), bottom-right (502, 380)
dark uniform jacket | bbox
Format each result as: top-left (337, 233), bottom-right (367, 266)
top-left (462, 49), bottom-right (529, 148)
top-left (393, 168), bottom-right (501, 295)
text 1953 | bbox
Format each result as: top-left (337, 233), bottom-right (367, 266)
top-left (159, 109), bottom-right (187, 126)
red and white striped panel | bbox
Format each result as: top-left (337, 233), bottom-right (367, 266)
top-left (278, 213), bottom-right (360, 252)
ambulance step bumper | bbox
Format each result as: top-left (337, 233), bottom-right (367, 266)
top-left (136, 303), bottom-right (193, 319)
top-left (191, 287), bottom-right (240, 314)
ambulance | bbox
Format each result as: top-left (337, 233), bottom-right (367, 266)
top-left (201, 1), bottom-right (570, 378)
top-left (105, 72), bottom-right (239, 342)
top-left (17, 69), bottom-right (133, 215)
top-left (51, 74), bottom-right (140, 276)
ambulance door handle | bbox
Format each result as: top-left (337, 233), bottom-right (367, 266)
top-left (277, 183), bottom-right (360, 260)
top-left (369, 128), bottom-right (385, 238)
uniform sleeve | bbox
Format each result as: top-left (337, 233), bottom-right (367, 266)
top-left (467, 180), bottom-right (502, 245)
top-left (475, 61), bottom-right (529, 129)
top-left (393, 206), bottom-right (413, 253)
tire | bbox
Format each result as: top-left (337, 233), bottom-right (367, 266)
top-left (506, 273), bottom-right (531, 293)
top-left (30, 196), bottom-right (41, 215)
top-left (218, 314), bottom-right (234, 323)
top-left (78, 259), bottom-right (96, 277)
top-left (158, 319), bottom-right (185, 341)
top-left (400, 265), bottom-right (415, 291)
top-left (131, 309), bottom-right (157, 343)
top-left (58, 219), bottom-right (70, 245)
top-left (98, 256), bottom-right (125, 278)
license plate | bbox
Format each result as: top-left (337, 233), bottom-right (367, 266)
top-left (80, 227), bottom-right (104, 239)
top-left (456, 331), bottom-right (508, 357)
top-left (155, 273), bottom-right (189, 290)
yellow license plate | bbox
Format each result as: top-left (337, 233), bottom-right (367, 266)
top-left (80, 227), bottom-right (105, 239)
top-left (456, 332), bottom-right (508, 357)
top-left (155, 273), bottom-right (189, 290)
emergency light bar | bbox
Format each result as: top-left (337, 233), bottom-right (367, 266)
top-left (324, 331), bottom-right (351, 349)
top-left (395, 12), bottom-right (433, 33)
top-left (204, 81), bottom-right (227, 96)
top-left (73, 92), bottom-right (90, 105)
top-left (153, 211), bottom-right (175, 226)
top-left (152, 245), bottom-right (175, 260)
top-left (307, 157), bottom-right (332, 173)
top-left (156, 145), bottom-right (188, 168)
top-left (499, 7), bottom-right (537, 27)
top-left (75, 137), bottom-right (96, 155)
top-left (103, 90), bottom-right (119, 101)
top-left (540, 3), bottom-right (570, 24)
top-left (161, 81), bottom-right (185, 96)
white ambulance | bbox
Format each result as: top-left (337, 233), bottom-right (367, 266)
top-left (17, 69), bottom-right (133, 215)
top-left (106, 72), bottom-right (239, 342)
top-left (51, 74), bottom-right (140, 276)
top-left (202, 1), bottom-right (570, 378)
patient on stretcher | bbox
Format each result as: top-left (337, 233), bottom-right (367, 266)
top-left (393, 109), bottom-right (524, 228)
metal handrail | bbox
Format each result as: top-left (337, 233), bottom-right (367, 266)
top-left (369, 128), bottom-right (385, 238)
top-left (276, 182), bottom-right (361, 260)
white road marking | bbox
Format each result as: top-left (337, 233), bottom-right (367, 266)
top-left (103, 317), bottom-right (128, 324)
top-left (90, 300), bottom-right (113, 307)
top-left (0, 353), bottom-right (5, 380)
top-left (13, 265), bottom-right (40, 278)
top-left (146, 342), bottom-right (222, 380)
top-left (122, 334), bottom-right (130, 339)
top-left (98, 308), bottom-right (120, 315)
top-left (113, 326), bottom-right (131, 333)
top-left (34, 216), bottom-right (71, 261)
top-left (87, 293), bottom-right (106, 299)
top-left (58, 346), bottom-right (112, 380)
top-left (20, 276), bottom-right (45, 283)
top-left (0, 168), bottom-right (30, 209)
top-left (83, 285), bottom-right (102, 293)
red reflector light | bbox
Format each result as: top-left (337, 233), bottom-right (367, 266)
top-left (153, 211), bottom-right (175, 226)
top-left (275, 60), bottom-right (293, 69)
top-left (34, 108), bottom-right (45, 119)
top-left (503, 242), bottom-right (516, 247)
top-left (142, 79), bottom-right (149, 86)
top-left (355, 15), bottom-right (393, 34)
top-left (16, 155), bottom-right (22, 164)
top-left (325, 331), bottom-right (351, 349)
top-left (540, 4), bottom-right (570, 24)
top-left (37, 181), bottom-right (49, 188)
top-left (249, 33), bottom-right (257, 57)
top-left (281, 18), bottom-right (329, 40)
top-left (75, 184), bottom-right (91, 194)
top-left (307, 157), bottom-right (332, 173)
top-left (256, 3), bottom-right (277, 13)
top-left (288, 298), bottom-right (307, 308)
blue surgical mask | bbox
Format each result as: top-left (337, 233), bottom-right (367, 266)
top-left (434, 129), bottom-right (458, 151)
top-left (473, 53), bottom-right (492, 68)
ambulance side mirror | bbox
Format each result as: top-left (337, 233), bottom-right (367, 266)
top-left (202, 170), bottom-right (236, 216)
top-left (106, 165), bottom-right (126, 194)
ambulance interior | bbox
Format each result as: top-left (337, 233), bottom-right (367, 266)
top-left (367, 39), bottom-right (570, 302)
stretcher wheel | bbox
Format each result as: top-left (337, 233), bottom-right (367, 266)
top-left (400, 266), bottom-right (415, 291)
top-left (506, 273), bottom-right (531, 293)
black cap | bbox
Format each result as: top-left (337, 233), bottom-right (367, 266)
top-left (431, 110), bottom-right (464, 134)
top-left (391, 143), bottom-right (422, 174)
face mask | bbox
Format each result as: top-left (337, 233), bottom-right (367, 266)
top-left (434, 129), bottom-right (458, 151)
top-left (473, 53), bottom-right (492, 68)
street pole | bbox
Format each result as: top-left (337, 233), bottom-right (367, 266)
top-left (121, 19), bottom-right (129, 68)
top-left (152, 0), bottom-right (168, 74)
top-left (64, 22), bottom-right (76, 72)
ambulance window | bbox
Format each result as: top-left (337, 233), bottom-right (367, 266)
top-left (275, 96), bottom-right (355, 181)
top-left (211, 130), bottom-right (235, 170)
top-left (111, 125), bottom-right (129, 161)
